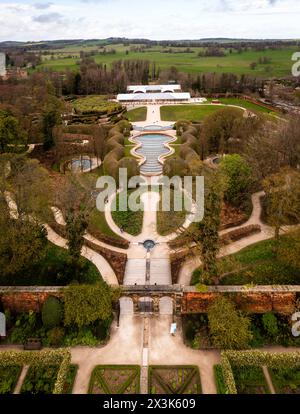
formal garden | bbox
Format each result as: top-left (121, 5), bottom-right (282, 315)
top-left (148, 366), bottom-right (201, 395)
top-left (214, 350), bottom-right (300, 394)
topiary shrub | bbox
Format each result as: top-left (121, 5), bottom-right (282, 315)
top-left (47, 327), bottom-right (65, 347)
top-left (163, 156), bottom-right (189, 177)
top-left (118, 157), bottom-right (139, 179)
top-left (262, 313), bottom-right (279, 338)
top-left (42, 297), bottom-right (63, 329)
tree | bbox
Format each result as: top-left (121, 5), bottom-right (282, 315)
top-left (0, 110), bottom-right (27, 153)
top-left (208, 296), bottom-right (252, 349)
top-left (64, 283), bottom-right (116, 328)
top-left (42, 296), bottom-right (63, 329)
top-left (65, 208), bottom-right (88, 265)
top-left (195, 171), bottom-right (227, 282)
top-left (9, 156), bottom-right (52, 220)
top-left (0, 214), bottom-right (48, 277)
top-left (220, 154), bottom-right (252, 208)
top-left (42, 107), bottom-right (60, 150)
top-left (201, 107), bottom-right (244, 155)
top-left (263, 168), bottom-right (300, 244)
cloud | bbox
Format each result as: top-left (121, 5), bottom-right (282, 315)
top-left (32, 12), bottom-right (63, 23)
top-left (33, 2), bottom-right (53, 9)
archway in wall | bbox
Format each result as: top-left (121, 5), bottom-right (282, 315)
top-left (138, 297), bottom-right (154, 313)
top-left (159, 297), bottom-right (173, 315)
top-left (119, 297), bottom-right (134, 315)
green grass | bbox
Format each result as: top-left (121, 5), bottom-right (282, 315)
top-left (111, 190), bottom-right (144, 236)
top-left (157, 188), bottom-right (189, 236)
top-left (124, 146), bottom-right (134, 157)
top-left (160, 104), bottom-right (228, 122)
top-left (36, 44), bottom-right (298, 77)
top-left (218, 98), bottom-right (276, 114)
top-left (89, 208), bottom-right (124, 240)
top-left (161, 104), bottom-right (248, 122)
top-left (126, 107), bottom-right (147, 122)
top-left (192, 236), bottom-right (300, 286)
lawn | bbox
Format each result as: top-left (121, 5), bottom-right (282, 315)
top-left (192, 236), bottom-right (300, 286)
top-left (160, 104), bottom-right (229, 122)
top-left (231, 365), bottom-right (270, 394)
top-left (148, 366), bottom-right (201, 394)
top-left (111, 189), bottom-right (144, 236)
top-left (89, 208), bottom-right (125, 241)
top-left (126, 107), bottom-right (147, 122)
top-left (36, 44), bottom-right (297, 77)
top-left (157, 188), bottom-right (189, 236)
top-left (218, 97), bottom-right (277, 115)
top-left (89, 365), bottom-right (140, 394)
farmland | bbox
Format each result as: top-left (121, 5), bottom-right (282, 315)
top-left (36, 43), bottom-right (297, 77)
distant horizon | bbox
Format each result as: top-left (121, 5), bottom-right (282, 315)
top-left (1, 36), bottom-right (299, 44)
top-left (0, 0), bottom-right (300, 42)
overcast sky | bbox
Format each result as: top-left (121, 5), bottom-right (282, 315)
top-left (0, 0), bottom-right (299, 42)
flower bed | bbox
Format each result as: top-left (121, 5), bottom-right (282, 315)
top-left (21, 363), bottom-right (78, 394)
top-left (89, 365), bottom-right (140, 394)
top-left (148, 366), bottom-right (201, 394)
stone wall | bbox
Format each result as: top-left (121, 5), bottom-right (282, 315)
top-left (0, 286), bottom-right (299, 315)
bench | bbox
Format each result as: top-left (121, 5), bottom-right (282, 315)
top-left (23, 338), bottom-right (42, 351)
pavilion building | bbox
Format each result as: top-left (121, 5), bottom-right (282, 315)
top-left (117, 84), bottom-right (191, 104)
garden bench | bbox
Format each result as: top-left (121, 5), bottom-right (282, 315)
top-left (23, 338), bottom-right (42, 351)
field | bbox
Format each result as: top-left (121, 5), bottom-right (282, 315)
top-left (36, 43), bottom-right (297, 77)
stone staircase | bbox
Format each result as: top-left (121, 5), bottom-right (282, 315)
top-left (150, 259), bottom-right (171, 285)
top-left (123, 259), bottom-right (146, 285)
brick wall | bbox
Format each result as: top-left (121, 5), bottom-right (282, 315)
top-left (181, 291), bottom-right (296, 315)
